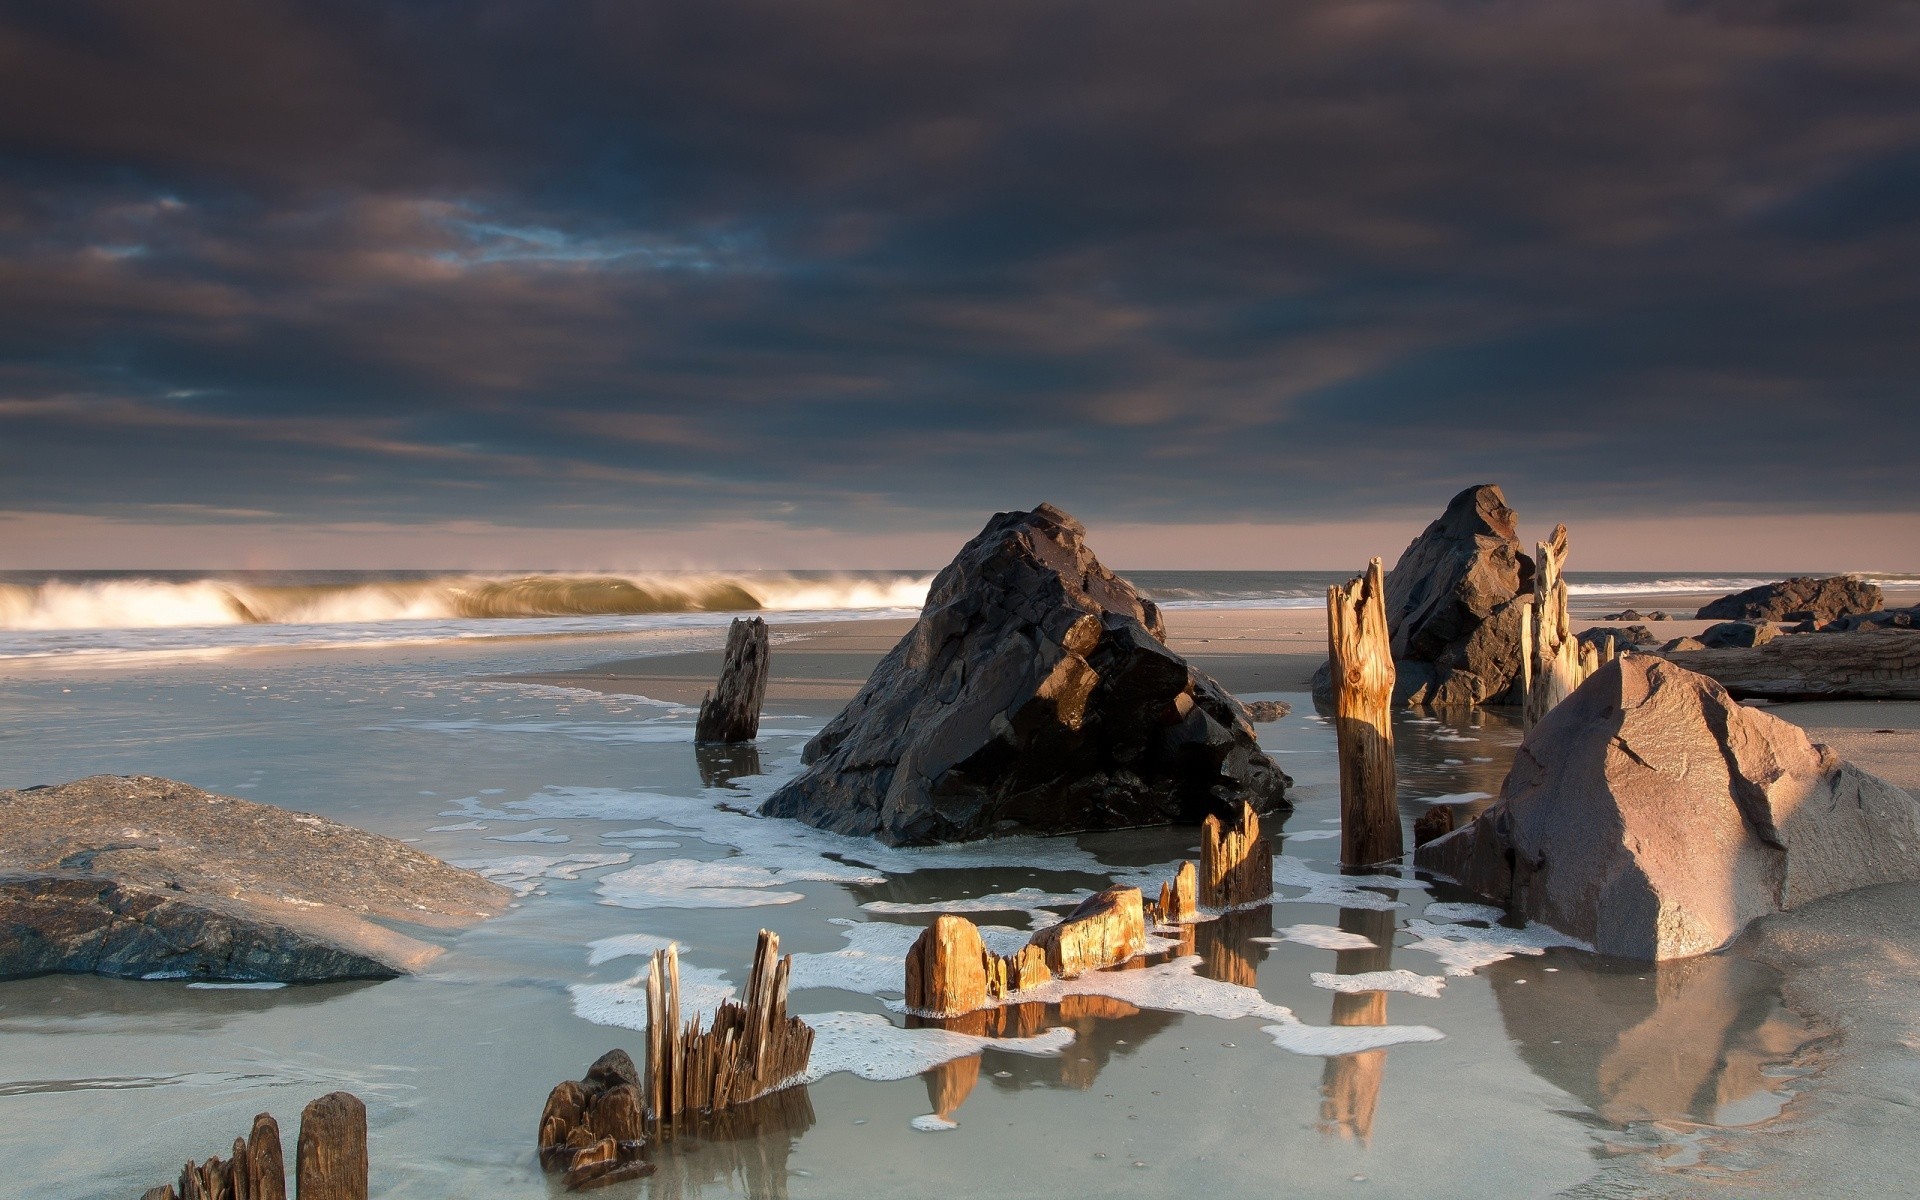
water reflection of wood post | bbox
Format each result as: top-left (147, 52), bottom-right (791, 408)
top-left (1318, 905), bottom-right (1398, 1143)
top-left (1327, 559), bottom-right (1402, 867)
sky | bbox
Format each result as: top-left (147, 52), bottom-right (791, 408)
top-left (1, 1), bottom-right (1917, 570)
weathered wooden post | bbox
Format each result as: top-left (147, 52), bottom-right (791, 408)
top-left (247, 1112), bottom-right (287, 1200)
top-left (1327, 558), bottom-right (1402, 867)
top-left (695, 617), bottom-right (771, 744)
top-left (295, 1092), bottom-right (368, 1200)
top-left (1200, 802), bottom-right (1272, 908)
top-left (1524, 524), bottom-right (1599, 730)
top-left (1153, 860), bottom-right (1199, 923)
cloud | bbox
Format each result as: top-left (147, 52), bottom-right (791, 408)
top-left (0, 0), bottom-right (1916, 560)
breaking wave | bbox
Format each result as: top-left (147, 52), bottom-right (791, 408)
top-left (0, 572), bottom-right (934, 632)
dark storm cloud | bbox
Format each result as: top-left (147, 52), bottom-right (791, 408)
top-left (1, 0), bottom-right (1917, 537)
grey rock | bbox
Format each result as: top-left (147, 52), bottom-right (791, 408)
top-left (1604, 609), bottom-right (1646, 622)
top-left (760, 504), bottom-right (1291, 845)
top-left (1821, 605), bottom-right (1918, 633)
top-left (1699, 620), bottom-right (1778, 649)
top-left (1654, 629), bottom-right (1920, 701)
top-left (1313, 484), bottom-right (1533, 708)
top-left (1415, 656), bottom-right (1920, 960)
top-left (0, 775), bottom-right (510, 982)
top-left (1697, 577), bottom-right (1883, 623)
top-left (1580, 625), bottom-right (1656, 653)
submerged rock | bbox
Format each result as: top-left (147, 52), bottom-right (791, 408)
top-left (1415, 657), bottom-right (1920, 960)
top-left (1313, 484), bottom-right (1534, 708)
top-left (1697, 576), bottom-right (1882, 623)
top-left (760, 504), bottom-right (1290, 845)
top-left (0, 775), bottom-right (509, 982)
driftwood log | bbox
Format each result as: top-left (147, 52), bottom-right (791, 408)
top-left (1200, 802), bottom-right (1272, 909)
top-left (645, 931), bottom-right (814, 1125)
top-left (695, 617), bottom-right (771, 744)
top-left (1029, 885), bottom-right (1146, 978)
top-left (1328, 559), bottom-right (1403, 867)
top-left (1656, 630), bottom-right (1920, 701)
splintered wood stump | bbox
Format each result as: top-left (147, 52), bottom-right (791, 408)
top-left (695, 617), bottom-right (771, 744)
top-left (1328, 558), bottom-right (1403, 867)
top-left (905, 915), bottom-right (989, 1016)
top-left (986, 943), bottom-right (1052, 999)
top-left (1523, 524), bottom-right (1590, 731)
top-left (296, 1092), bottom-right (367, 1200)
top-left (147, 1108), bottom-right (289, 1200)
top-left (1028, 885), bottom-right (1146, 978)
top-left (1201, 803), bottom-right (1272, 909)
top-left (248, 1113), bottom-right (286, 1200)
top-left (1154, 860), bottom-right (1199, 922)
top-left (645, 931), bottom-right (814, 1128)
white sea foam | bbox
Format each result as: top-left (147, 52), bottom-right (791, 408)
top-left (1261, 1022), bottom-right (1446, 1055)
top-left (486, 827), bottom-right (570, 844)
top-left (597, 857), bottom-right (885, 909)
top-left (910, 1114), bottom-right (960, 1131)
top-left (1421, 902), bottom-right (1506, 924)
top-left (860, 887), bottom-right (1093, 917)
top-left (1278, 829), bottom-right (1341, 842)
top-left (1271, 857), bottom-right (1423, 909)
top-left (1310, 970), bottom-right (1446, 999)
top-left (1257, 924), bottom-right (1380, 951)
top-left (1401, 918), bottom-right (1591, 976)
top-left (451, 852), bottom-right (632, 896)
top-left (186, 982), bottom-right (288, 990)
top-left (788, 922), bottom-right (924, 997)
top-left (569, 961), bottom-right (738, 1032)
top-left (797, 1011), bottom-right (1076, 1084)
top-left (585, 932), bottom-right (680, 967)
top-left (1414, 792), bottom-right (1493, 806)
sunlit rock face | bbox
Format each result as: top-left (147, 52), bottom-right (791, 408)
top-left (1416, 656), bottom-right (1920, 960)
top-left (761, 503), bottom-right (1290, 845)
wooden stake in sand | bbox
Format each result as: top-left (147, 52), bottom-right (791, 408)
top-left (1522, 525), bottom-right (1605, 730)
top-left (644, 931), bottom-right (814, 1125)
top-left (295, 1092), bottom-right (368, 1200)
top-left (695, 617), bottom-right (771, 744)
top-left (1200, 802), bottom-right (1273, 909)
top-left (1328, 558), bottom-right (1403, 868)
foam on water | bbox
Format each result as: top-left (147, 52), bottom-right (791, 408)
top-left (1278, 828), bottom-right (1341, 842)
top-left (597, 857), bottom-right (886, 910)
top-left (797, 1011), bottom-right (1076, 1084)
top-left (569, 962), bottom-right (738, 1032)
top-left (1310, 970), bottom-right (1447, 999)
top-left (486, 828), bottom-right (570, 843)
top-left (1421, 902), bottom-right (1507, 924)
top-left (860, 887), bottom-right (1094, 917)
top-left (451, 852), bottom-right (632, 896)
top-left (1402, 918), bottom-right (1592, 976)
top-left (585, 932), bottom-right (680, 967)
top-left (1261, 1022), bottom-right (1447, 1055)
top-left (910, 1114), bottom-right (960, 1132)
top-left (1257, 924), bottom-right (1380, 951)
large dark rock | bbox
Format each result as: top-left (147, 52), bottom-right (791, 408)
top-left (0, 776), bottom-right (510, 982)
top-left (1822, 605), bottom-right (1918, 633)
top-left (759, 504), bottom-right (1290, 845)
top-left (1697, 577), bottom-right (1882, 623)
top-left (1415, 657), bottom-right (1920, 960)
top-left (1313, 484), bottom-right (1534, 708)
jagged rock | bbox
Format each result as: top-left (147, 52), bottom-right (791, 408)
top-left (1312, 484), bottom-right (1534, 708)
top-left (760, 504), bottom-right (1290, 845)
top-left (1416, 656), bottom-right (1920, 960)
top-left (1646, 612), bottom-right (1671, 621)
top-left (1699, 620), bottom-right (1777, 649)
top-left (1029, 885), bottom-right (1147, 977)
top-left (1580, 625), bottom-right (1655, 654)
top-left (0, 776), bottom-right (509, 982)
top-left (1822, 606), bottom-right (1918, 633)
top-left (1697, 577), bottom-right (1882, 623)
top-left (1241, 699), bottom-right (1290, 722)
top-left (1604, 610), bottom-right (1646, 622)
top-left (1662, 636), bottom-right (1707, 653)
top-left (1653, 629), bottom-right (1920, 700)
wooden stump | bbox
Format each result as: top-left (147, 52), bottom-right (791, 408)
top-left (1201, 802), bottom-right (1272, 909)
top-left (148, 1108), bottom-right (289, 1200)
top-left (1327, 558), bottom-right (1403, 867)
top-left (904, 915), bottom-right (989, 1016)
top-left (1028, 885), bottom-right (1146, 978)
top-left (1523, 524), bottom-right (1591, 730)
top-left (1153, 860), bottom-right (1199, 923)
top-left (295, 1092), bottom-right (367, 1200)
top-left (695, 617), bottom-right (771, 744)
top-left (644, 931), bottom-right (815, 1127)
top-left (247, 1113), bottom-right (286, 1200)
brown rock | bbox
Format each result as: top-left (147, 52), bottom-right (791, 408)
top-left (1416, 656), bottom-right (1920, 960)
top-left (1029, 885), bottom-right (1147, 977)
top-left (1697, 576), bottom-right (1882, 623)
top-left (1699, 620), bottom-right (1777, 649)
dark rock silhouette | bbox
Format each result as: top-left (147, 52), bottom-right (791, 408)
top-left (760, 504), bottom-right (1290, 844)
top-left (1697, 576), bottom-right (1882, 623)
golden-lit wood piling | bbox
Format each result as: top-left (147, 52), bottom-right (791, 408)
top-left (1028, 885), bottom-right (1146, 978)
top-left (1152, 860), bottom-right (1199, 923)
top-left (644, 932), bottom-right (815, 1126)
top-left (1523, 524), bottom-right (1589, 730)
top-left (295, 1092), bottom-right (368, 1200)
top-left (984, 942), bottom-right (1051, 1001)
top-left (695, 617), bottom-right (771, 744)
top-left (1201, 802), bottom-right (1273, 909)
top-left (905, 914), bottom-right (988, 1016)
top-left (1327, 558), bottom-right (1402, 867)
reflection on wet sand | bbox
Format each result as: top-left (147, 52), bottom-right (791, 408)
top-left (641, 1086), bottom-right (816, 1200)
top-left (695, 743), bottom-right (763, 790)
top-left (1487, 950), bottom-right (1811, 1127)
top-left (1319, 904), bottom-right (1399, 1143)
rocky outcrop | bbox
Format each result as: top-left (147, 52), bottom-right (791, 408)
top-left (1699, 620), bottom-right (1777, 649)
top-left (0, 776), bottom-right (509, 982)
top-left (1820, 605), bottom-right (1917, 633)
top-left (760, 504), bottom-right (1290, 845)
top-left (1313, 484), bottom-right (1534, 708)
top-left (1580, 625), bottom-right (1656, 654)
top-left (1697, 577), bottom-right (1882, 623)
top-left (1653, 629), bottom-right (1920, 700)
top-left (1415, 657), bottom-right (1920, 960)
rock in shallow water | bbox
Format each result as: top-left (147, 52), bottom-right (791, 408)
top-left (0, 775), bottom-right (509, 982)
top-left (760, 504), bottom-right (1290, 845)
top-left (1415, 657), bottom-right (1920, 960)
